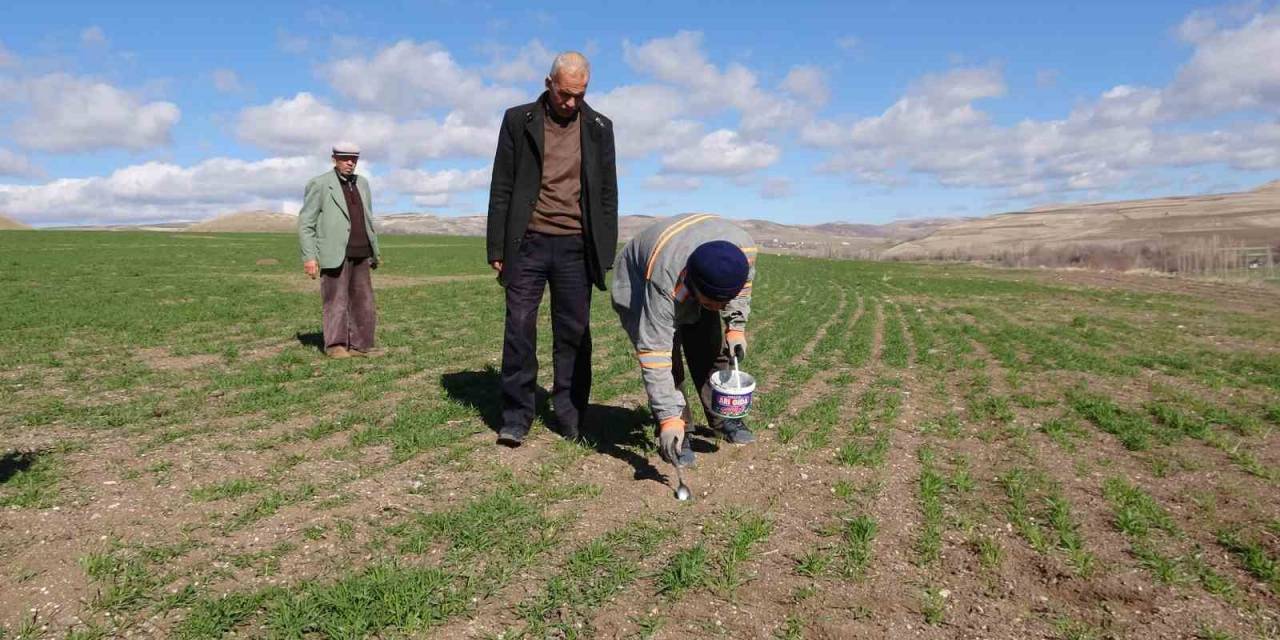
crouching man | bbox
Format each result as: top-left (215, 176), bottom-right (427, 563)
top-left (611, 214), bottom-right (757, 466)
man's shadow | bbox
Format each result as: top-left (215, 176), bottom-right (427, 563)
top-left (440, 365), bottom-right (536, 435)
top-left (439, 367), bottom-right (717, 484)
top-left (295, 331), bottom-right (324, 352)
top-left (0, 450), bottom-right (40, 484)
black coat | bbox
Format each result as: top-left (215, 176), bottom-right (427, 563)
top-left (486, 93), bottom-right (618, 290)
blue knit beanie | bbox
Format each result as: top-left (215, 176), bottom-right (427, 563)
top-left (686, 241), bottom-right (749, 302)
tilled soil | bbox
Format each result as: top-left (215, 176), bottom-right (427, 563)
top-left (2, 252), bottom-right (1278, 640)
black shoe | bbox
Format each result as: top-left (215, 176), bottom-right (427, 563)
top-left (497, 426), bottom-right (527, 447)
top-left (715, 419), bottom-right (756, 444)
top-left (556, 423), bottom-right (581, 442)
top-left (551, 413), bottom-right (581, 442)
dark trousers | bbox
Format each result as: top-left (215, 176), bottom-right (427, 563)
top-left (320, 257), bottom-right (375, 351)
top-left (672, 306), bottom-right (733, 430)
top-left (501, 232), bottom-right (593, 432)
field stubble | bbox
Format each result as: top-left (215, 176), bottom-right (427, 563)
top-left (0, 231), bottom-right (1276, 639)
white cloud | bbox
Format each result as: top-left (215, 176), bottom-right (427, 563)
top-left (759, 177), bottom-right (792, 199)
top-left (383, 167), bottom-right (491, 207)
top-left (782, 65), bottom-right (829, 105)
top-left (916, 66), bottom-right (1006, 106)
top-left (486, 39), bottom-right (555, 83)
top-left (0, 40), bottom-right (17, 67)
top-left (661, 129), bottom-right (780, 175)
top-left (322, 40), bottom-right (523, 118)
top-left (0, 156), bottom-right (331, 224)
top-left (212, 68), bottom-right (244, 93)
top-left (81, 26), bottom-right (108, 48)
top-left (803, 70), bottom-right (1143, 190)
top-left (1035, 68), bottom-right (1060, 88)
top-left (277, 30), bottom-right (309, 54)
top-left (0, 152), bottom-right (500, 223)
top-left (235, 92), bottom-right (494, 165)
top-left (0, 147), bottom-right (40, 178)
top-left (390, 113), bottom-right (499, 163)
top-left (836, 36), bottom-right (861, 51)
top-left (802, 67), bottom-right (1004, 154)
top-left (1175, 2), bottom-right (1263, 43)
top-left (803, 58), bottom-right (1280, 196)
top-left (5, 73), bottom-right (180, 152)
top-left (1164, 7), bottom-right (1280, 116)
top-left (622, 31), bottom-right (806, 133)
top-left (644, 175), bottom-right (702, 191)
top-left (623, 31), bottom-right (756, 113)
top-left (592, 84), bottom-right (704, 158)
top-left (1077, 85), bottom-right (1163, 126)
top-left (236, 93), bottom-right (395, 156)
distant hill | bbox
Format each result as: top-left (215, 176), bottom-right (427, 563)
top-left (186, 210), bottom-right (297, 233)
top-left (54, 210), bottom-right (946, 258)
top-left (883, 180), bottom-right (1280, 260)
top-left (376, 213), bottom-right (486, 237)
top-left (376, 213), bottom-right (653, 238)
top-left (0, 213), bottom-right (31, 230)
top-left (29, 178), bottom-right (1277, 270)
top-left (377, 213), bottom-right (952, 258)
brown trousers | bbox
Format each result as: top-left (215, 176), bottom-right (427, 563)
top-left (320, 257), bottom-right (376, 351)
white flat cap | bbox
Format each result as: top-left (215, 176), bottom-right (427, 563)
top-left (331, 142), bottom-right (361, 157)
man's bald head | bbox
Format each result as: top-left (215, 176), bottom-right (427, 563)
top-left (548, 51), bottom-right (590, 81)
top-left (545, 51), bottom-right (590, 119)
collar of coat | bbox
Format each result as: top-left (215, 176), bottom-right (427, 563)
top-left (524, 91), bottom-right (606, 157)
top-left (530, 90), bottom-right (604, 125)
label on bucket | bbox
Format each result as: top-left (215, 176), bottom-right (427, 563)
top-left (710, 368), bottom-right (755, 418)
top-left (713, 391), bottom-right (752, 418)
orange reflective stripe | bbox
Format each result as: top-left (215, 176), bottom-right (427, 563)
top-left (645, 214), bottom-right (718, 280)
top-left (637, 350), bottom-right (673, 369)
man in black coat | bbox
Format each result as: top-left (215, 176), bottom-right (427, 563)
top-left (486, 51), bottom-right (618, 446)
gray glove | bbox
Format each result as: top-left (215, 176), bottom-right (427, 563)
top-left (725, 329), bottom-right (747, 361)
top-left (658, 417), bottom-right (686, 466)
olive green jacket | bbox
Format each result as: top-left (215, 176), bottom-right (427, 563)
top-left (297, 170), bottom-right (380, 269)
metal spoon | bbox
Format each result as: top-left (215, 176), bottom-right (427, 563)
top-left (674, 463), bottom-right (691, 501)
top-left (663, 433), bottom-right (693, 501)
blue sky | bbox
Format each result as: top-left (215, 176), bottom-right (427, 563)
top-left (1, 0), bottom-right (1278, 226)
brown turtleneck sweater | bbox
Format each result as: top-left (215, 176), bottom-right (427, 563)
top-left (527, 102), bottom-right (583, 236)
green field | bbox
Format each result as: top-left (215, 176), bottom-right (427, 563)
top-left (1, 230), bottom-right (1277, 639)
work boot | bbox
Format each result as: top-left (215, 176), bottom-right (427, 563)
top-left (325, 346), bottom-right (351, 359)
top-left (497, 426), bottom-right (527, 447)
top-left (715, 418), bottom-right (756, 444)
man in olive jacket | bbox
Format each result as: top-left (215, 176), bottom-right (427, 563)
top-left (298, 142), bottom-right (381, 359)
top-left (486, 51), bottom-right (618, 445)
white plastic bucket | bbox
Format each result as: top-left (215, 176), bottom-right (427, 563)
top-left (709, 367), bottom-right (756, 419)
